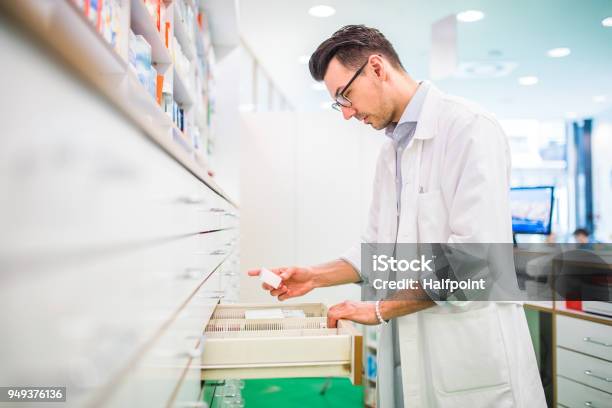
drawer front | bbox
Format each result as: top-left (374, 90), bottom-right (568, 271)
top-left (557, 348), bottom-right (612, 394)
top-left (167, 365), bottom-right (203, 408)
top-left (169, 230), bottom-right (238, 303)
top-left (203, 192), bottom-right (240, 231)
top-left (103, 314), bottom-right (205, 408)
top-left (557, 315), bottom-right (612, 361)
top-left (0, 230), bottom-right (235, 403)
top-left (104, 265), bottom-right (230, 408)
top-left (557, 376), bottom-right (612, 408)
top-left (0, 114), bottom-right (236, 261)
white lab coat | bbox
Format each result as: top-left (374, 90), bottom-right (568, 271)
top-left (343, 83), bottom-right (546, 407)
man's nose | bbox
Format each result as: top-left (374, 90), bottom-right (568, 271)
top-left (341, 106), bottom-right (356, 120)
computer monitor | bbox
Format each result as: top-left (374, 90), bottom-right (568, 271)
top-left (510, 186), bottom-right (554, 235)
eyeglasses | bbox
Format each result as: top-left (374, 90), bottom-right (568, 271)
top-left (331, 60), bottom-right (368, 111)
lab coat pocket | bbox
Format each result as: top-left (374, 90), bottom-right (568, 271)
top-left (423, 306), bottom-right (512, 398)
top-left (417, 189), bottom-right (449, 242)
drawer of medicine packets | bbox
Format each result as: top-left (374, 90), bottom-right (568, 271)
top-left (199, 303), bottom-right (363, 385)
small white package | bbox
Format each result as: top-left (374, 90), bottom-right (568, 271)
top-left (282, 309), bottom-right (306, 318)
top-left (259, 267), bottom-right (282, 289)
top-left (245, 308), bottom-right (284, 319)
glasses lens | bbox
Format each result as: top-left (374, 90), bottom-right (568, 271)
top-left (331, 95), bottom-right (351, 112)
top-left (337, 94), bottom-right (351, 107)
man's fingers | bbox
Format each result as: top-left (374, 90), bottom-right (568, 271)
top-left (327, 314), bottom-right (339, 328)
top-left (247, 269), bottom-right (261, 276)
top-left (327, 304), bottom-right (346, 328)
top-left (278, 289), bottom-right (293, 301)
top-left (261, 282), bottom-right (274, 291)
top-left (270, 285), bottom-right (288, 297)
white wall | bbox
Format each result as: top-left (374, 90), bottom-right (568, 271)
top-left (239, 111), bottom-right (386, 306)
top-left (239, 112), bottom-right (298, 304)
top-left (209, 47), bottom-right (242, 202)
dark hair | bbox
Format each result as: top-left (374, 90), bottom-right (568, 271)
top-left (309, 25), bottom-right (405, 81)
top-left (573, 228), bottom-right (590, 236)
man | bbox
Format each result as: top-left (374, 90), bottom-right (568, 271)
top-left (248, 25), bottom-right (545, 408)
top-left (573, 227), bottom-right (592, 244)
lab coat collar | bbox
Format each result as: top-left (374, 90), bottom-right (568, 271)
top-left (412, 81), bottom-right (441, 141)
top-left (384, 81), bottom-right (430, 141)
top-left (381, 81), bottom-right (442, 171)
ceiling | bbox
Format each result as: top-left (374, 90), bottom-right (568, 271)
top-left (238, 0), bottom-right (612, 120)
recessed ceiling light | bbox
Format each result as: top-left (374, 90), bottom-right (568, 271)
top-left (456, 10), bottom-right (485, 23)
top-left (547, 47), bottom-right (571, 58)
top-left (312, 82), bottom-right (327, 91)
top-left (298, 55), bottom-right (310, 64)
top-left (602, 17), bottom-right (612, 27)
top-left (518, 76), bottom-right (539, 86)
top-left (320, 101), bottom-right (333, 110)
top-left (593, 95), bottom-right (607, 103)
top-left (308, 5), bottom-right (335, 18)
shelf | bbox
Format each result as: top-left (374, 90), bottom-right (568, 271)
top-left (126, 68), bottom-right (196, 155)
top-left (3, 0), bottom-right (236, 208)
top-left (126, 68), bottom-right (172, 127)
top-left (45, 0), bottom-right (127, 74)
top-left (172, 126), bottom-right (193, 154)
top-left (525, 300), bottom-right (612, 326)
top-left (555, 305), bottom-right (612, 326)
top-left (173, 66), bottom-right (195, 106)
top-left (173, 1), bottom-right (196, 60)
top-left (200, 0), bottom-right (240, 60)
top-left (130, 0), bottom-right (171, 64)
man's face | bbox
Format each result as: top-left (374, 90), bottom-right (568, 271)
top-left (323, 57), bottom-right (394, 130)
top-left (574, 233), bottom-right (589, 244)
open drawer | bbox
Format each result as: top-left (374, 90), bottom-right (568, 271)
top-left (200, 303), bottom-right (363, 385)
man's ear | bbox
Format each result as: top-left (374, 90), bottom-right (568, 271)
top-left (368, 54), bottom-right (387, 81)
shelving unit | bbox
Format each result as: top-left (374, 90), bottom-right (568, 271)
top-left (173, 65), bottom-right (195, 106)
top-left (0, 1), bottom-right (241, 408)
top-left (3, 0), bottom-right (235, 204)
top-left (524, 300), bottom-right (611, 407)
top-left (130, 0), bottom-right (171, 64)
top-left (173, 0), bottom-right (196, 60)
top-left (126, 67), bottom-right (172, 127)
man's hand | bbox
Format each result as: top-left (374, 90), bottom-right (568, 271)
top-left (327, 300), bottom-right (379, 328)
top-left (247, 267), bottom-right (316, 301)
